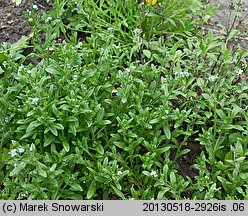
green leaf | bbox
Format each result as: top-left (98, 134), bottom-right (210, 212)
top-left (170, 172), bottom-right (176, 185)
top-left (142, 171), bottom-right (151, 177)
top-left (62, 140), bottom-right (70, 152)
top-left (240, 173), bottom-right (248, 180)
top-left (69, 123), bottom-right (77, 136)
top-left (222, 125), bottom-right (244, 131)
top-left (231, 104), bottom-right (243, 117)
top-left (0, 52), bottom-right (8, 65)
top-left (217, 176), bottom-right (232, 193)
top-left (113, 141), bottom-right (126, 150)
top-left (10, 162), bottom-right (26, 176)
top-left (37, 165), bottom-right (47, 178)
top-left (205, 112), bottom-right (212, 119)
top-left (97, 120), bottom-right (111, 125)
top-left (54, 123), bottom-right (64, 130)
top-left (46, 66), bottom-right (60, 75)
top-left (176, 149), bottom-right (191, 158)
top-left (26, 121), bottom-right (42, 133)
top-left (149, 118), bottom-right (160, 124)
top-left (27, 110), bottom-right (36, 117)
top-left (130, 188), bottom-right (139, 200)
top-left (156, 146), bottom-right (171, 154)
top-left (157, 187), bottom-right (170, 200)
top-left (70, 183), bottom-right (83, 191)
top-left (95, 144), bottom-right (104, 155)
top-left (44, 134), bottom-right (55, 147)
top-left (227, 29), bottom-right (238, 41)
top-left (111, 184), bottom-right (125, 199)
top-left (197, 78), bottom-right (205, 89)
top-left (49, 124), bottom-right (58, 136)
top-left (12, 36), bottom-right (29, 50)
top-left (162, 125), bottom-right (171, 139)
top-left (216, 109), bottom-right (226, 120)
top-left (87, 181), bottom-right (96, 199)
top-left (121, 96), bottom-right (127, 104)
top-left (143, 50), bottom-right (151, 58)
top-left (104, 99), bottom-right (117, 108)
top-left (167, 18), bottom-right (176, 27)
top-left (65, 116), bottom-right (78, 122)
top-left (20, 132), bottom-right (33, 140)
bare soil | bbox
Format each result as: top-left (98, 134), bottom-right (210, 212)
top-left (0, 0), bottom-right (52, 43)
top-left (208, 0), bottom-right (248, 48)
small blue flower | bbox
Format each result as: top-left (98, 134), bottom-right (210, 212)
top-left (150, 171), bottom-right (158, 177)
top-left (133, 28), bottom-right (141, 35)
top-left (208, 76), bottom-right (218, 82)
top-left (117, 171), bottom-right (123, 175)
top-left (17, 148), bottom-right (24, 153)
top-left (31, 98), bottom-right (39, 105)
top-left (10, 149), bottom-right (17, 157)
top-left (73, 75), bottom-right (78, 80)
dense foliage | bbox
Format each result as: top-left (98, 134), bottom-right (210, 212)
top-left (0, 0), bottom-right (247, 199)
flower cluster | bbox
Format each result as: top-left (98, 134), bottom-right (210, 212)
top-left (10, 148), bottom-right (25, 157)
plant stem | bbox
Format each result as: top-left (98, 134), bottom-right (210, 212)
top-left (212, 97), bottom-right (217, 147)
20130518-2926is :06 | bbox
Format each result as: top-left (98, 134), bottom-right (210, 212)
top-left (142, 202), bottom-right (245, 212)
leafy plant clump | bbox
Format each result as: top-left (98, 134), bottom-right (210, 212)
top-left (0, 0), bottom-right (247, 200)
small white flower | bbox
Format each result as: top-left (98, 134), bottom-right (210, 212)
top-left (208, 76), bottom-right (218, 82)
top-left (107, 27), bottom-right (114, 31)
top-left (166, 52), bottom-right (170, 57)
top-left (125, 68), bottom-right (130, 74)
top-left (30, 146), bottom-right (33, 152)
top-left (14, 163), bottom-right (17, 168)
top-left (18, 65), bottom-right (24, 72)
top-left (5, 116), bottom-right (9, 122)
top-left (151, 198), bottom-right (155, 200)
top-left (45, 17), bottom-right (52, 23)
top-left (204, 175), bottom-right (209, 180)
top-left (73, 75), bottom-right (78, 80)
top-left (10, 149), bottom-right (17, 157)
top-left (33, 5), bottom-right (38, 10)
top-left (17, 148), bottom-right (24, 153)
top-left (180, 72), bottom-right (189, 77)
top-left (129, 198), bottom-right (135, 200)
top-left (31, 98), bottom-right (39, 105)
top-left (133, 28), bottom-right (141, 35)
top-left (236, 69), bottom-right (243, 75)
top-left (150, 171), bottom-right (158, 177)
top-left (27, 70), bottom-right (31, 74)
top-left (117, 171), bottom-right (123, 175)
top-left (113, 44), bottom-right (120, 49)
top-left (165, 110), bottom-right (169, 114)
top-left (211, 184), bottom-right (218, 191)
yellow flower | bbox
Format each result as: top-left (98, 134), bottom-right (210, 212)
top-left (145, 0), bottom-right (158, 5)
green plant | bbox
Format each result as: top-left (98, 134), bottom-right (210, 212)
top-left (0, 0), bottom-right (247, 200)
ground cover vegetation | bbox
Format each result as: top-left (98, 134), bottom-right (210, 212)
top-left (0, 0), bottom-right (247, 199)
